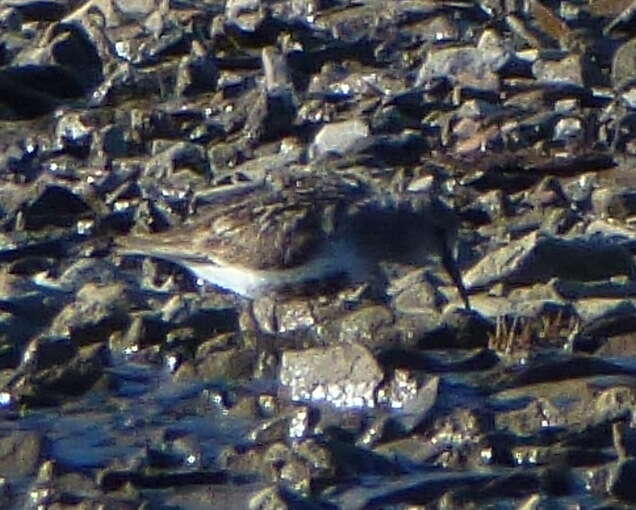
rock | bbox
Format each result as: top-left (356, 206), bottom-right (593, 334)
top-left (611, 458), bottom-right (636, 502)
top-left (612, 37), bottom-right (636, 90)
top-left (392, 275), bottom-right (446, 314)
top-left (533, 53), bottom-right (584, 88)
top-left (596, 331), bottom-right (636, 357)
top-left (4, 0), bottom-right (66, 20)
top-left (373, 435), bottom-right (444, 465)
top-left (553, 117), bottom-right (583, 143)
top-left (334, 305), bottom-right (395, 349)
top-left (465, 232), bottom-right (635, 291)
top-left (145, 141), bottom-right (208, 179)
top-left (279, 342), bottom-right (383, 408)
top-left (54, 110), bottom-right (93, 155)
top-left (377, 371), bottom-right (439, 432)
top-left (48, 283), bottom-right (131, 345)
top-left (420, 308), bottom-right (492, 349)
top-left (246, 88), bottom-right (297, 142)
top-left (225, 0), bottom-right (263, 33)
top-left (194, 345), bottom-right (256, 381)
top-left (612, 421), bottom-right (636, 459)
top-left (416, 29), bottom-right (510, 92)
top-left (329, 471), bottom-right (497, 510)
top-left (0, 431), bottom-right (43, 479)
top-left (275, 299), bottom-right (315, 333)
top-left (9, 342), bottom-right (110, 405)
top-left (591, 188), bottom-right (636, 220)
top-left (574, 298), bottom-right (636, 326)
top-left (22, 184), bottom-right (91, 230)
top-left (310, 119), bottom-right (369, 159)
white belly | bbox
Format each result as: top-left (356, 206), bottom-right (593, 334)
top-left (185, 240), bottom-right (362, 298)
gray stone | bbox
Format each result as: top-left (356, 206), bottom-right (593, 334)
top-left (262, 46), bottom-right (292, 94)
top-left (416, 29), bottom-right (509, 91)
top-left (279, 342), bottom-right (383, 408)
top-left (612, 37), bottom-right (636, 90)
top-left (310, 119), bottom-right (369, 159)
top-left (533, 54), bottom-right (584, 87)
top-left (465, 232), bottom-right (635, 290)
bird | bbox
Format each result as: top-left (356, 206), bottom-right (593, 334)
top-left (115, 166), bottom-right (470, 307)
top-left (116, 169), bottom-right (366, 297)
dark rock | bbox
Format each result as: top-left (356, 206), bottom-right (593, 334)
top-left (174, 41), bottom-right (218, 97)
top-left (144, 141), bottom-right (208, 179)
top-left (373, 434), bottom-right (445, 466)
top-left (98, 468), bottom-right (227, 491)
top-left (333, 305), bottom-right (395, 349)
top-left (377, 372), bottom-right (439, 433)
top-left (22, 184), bottom-right (91, 230)
top-left (246, 88), bottom-right (297, 142)
top-left (592, 187), bottom-right (636, 220)
top-left (0, 431), bottom-right (43, 479)
top-left (508, 356), bottom-right (632, 387)
top-left (159, 294), bottom-right (239, 338)
top-left (55, 258), bottom-right (127, 292)
top-left (54, 110), bottom-right (93, 156)
top-left (4, 0), bottom-right (66, 21)
top-left (610, 458), bottom-right (636, 502)
top-left (391, 271), bottom-right (446, 314)
top-left (420, 308), bottom-right (492, 349)
top-left (577, 300), bottom-right (636, 339)
top-left (9, 342), bottom-right (110, 405)
top-left (19, 335), bottom-right (77, 372)
top-left (225, 0), bottom-right (264, 33)
top-left (596, 330), bottom-right (636, 357)
top-left (0, 132), bottom-right (42, 181)
top-left (194, 345), bottom-right (256, 381)
top-left (0, 22), bottom-right (102, 118)
top-left (612, 421), bottom-right (636, 459)
top-left (48, 283), bottom-right (132, 346)
top-left (329, 471), bottom-right (497, 510)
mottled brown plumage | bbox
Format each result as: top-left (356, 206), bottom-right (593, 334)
top-left (116, 168), bottom-right (468, 305)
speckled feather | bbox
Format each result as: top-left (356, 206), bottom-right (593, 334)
top-left (116, 169), bottom-right (466, 301)
top-left (116, 172), bottom-right (371, 296)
